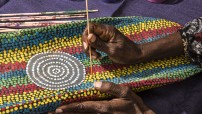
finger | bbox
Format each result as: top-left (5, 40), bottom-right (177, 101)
top-left (48, 111), bottom-right (94, 114)
top-left (81, 28), bottom-right (90, 53)
top-left (94, 82), bottom-right (133, 98)
top-left (82, 35), bottom-right (100, 59)
top-left (110, 98), bottom-right (135, 113)
top-left (89, 23), bottom-right (117, 42)
top-left (82, 27), bottom-right (89, 48)
top-left (84, 46), bottom-right (101, 59)
top-left (82, 28), bottom-right (101, 59)
top-left (87, 33), bottom-right (110, 54)
top-left (67, 113), bottom-right (95, 114)
top-left (55, 101), bottom-right (111, 113)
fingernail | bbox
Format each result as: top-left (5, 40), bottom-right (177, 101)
top-left (83, 42), bottom-right (88, 50)
top-left (94, 82), bottom-right (102, 89)
top-left (88, 34), bottom-right (96, 43)
top-left (55, 109), bottom-right (63, 113)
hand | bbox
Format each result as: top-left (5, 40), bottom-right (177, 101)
top-left (48, 82), bottom-right (155, 114)
top-left (82, 23), bottom-right (143, 64)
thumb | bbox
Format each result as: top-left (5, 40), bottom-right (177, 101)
top-left (87, 33), bottom-right (110, 54)
top-left (94, 82), bottom-right (133, 98)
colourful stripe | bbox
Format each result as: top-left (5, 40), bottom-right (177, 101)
top-left (0, 16), bottom-right (201, 114)
top-left (0, 55), bottom-right (191, 83)
top-left (1, 63), bottom-right (201, 107)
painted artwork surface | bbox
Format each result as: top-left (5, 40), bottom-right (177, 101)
top-left (0, 16), bottom-right (202, 114)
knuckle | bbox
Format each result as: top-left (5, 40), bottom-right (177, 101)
top-left (96, 103), bottom-right (110, 113)
top-left (76, 103), bottom-right (86, 110)
top-left (104, 82), bottom-right (115, 90)
top-left (101, 25), bottom-right (115, 37)
top-left (95, 40), bottom-right (102, 47)
top-left (107, 25), bottom-right (115, 30)
top-left (89, 22), bottom-right (95, 30)
top-left (82, 28), bottom-right (88, 36)
top-left (89, 22), bottom-right (94, 26)
top-left (120, 86), bottom-right (131, 98)
top-left (108, 47), bottom-right (116, 56)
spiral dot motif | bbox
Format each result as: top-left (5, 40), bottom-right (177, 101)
top-left (1, 16), bottom-right (202, 114)
top-left (26, 52), bottom-right (86, 90)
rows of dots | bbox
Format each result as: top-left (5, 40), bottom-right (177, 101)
top-left (26, 52), bottom-right (86, 90)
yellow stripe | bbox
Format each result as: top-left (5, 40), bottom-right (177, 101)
top-left (118, 19), bottom-right (180, 35)
top-left (1, 89), bottom-right (102, 114)
top-left (85, 56), bottom-right (190, 82)
top-left (0, 35), bottom-right (81, 64)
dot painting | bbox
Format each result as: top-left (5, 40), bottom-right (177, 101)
top-left (26, 52), bottom-right (86, 90)
top-left (0, 16), bottom-right (202, 114)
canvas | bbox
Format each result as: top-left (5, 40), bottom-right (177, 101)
top-left (0, 16), bottom-right (201, 114)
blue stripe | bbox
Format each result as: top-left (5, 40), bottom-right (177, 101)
top-left (1, 63), bottom-right (200, 108)
top-left (0, 17), bottom-right (161, 52)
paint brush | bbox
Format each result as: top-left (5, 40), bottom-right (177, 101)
top-left (85, 0), bottom-right (93, 76)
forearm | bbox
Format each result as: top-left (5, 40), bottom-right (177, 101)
top-left (140, 32), bottom-right (184, 62)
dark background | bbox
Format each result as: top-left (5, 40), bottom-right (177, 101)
top-left (0, 0), bottom-right (202, 113)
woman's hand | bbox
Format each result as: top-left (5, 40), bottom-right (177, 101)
top-left (48, 82), bottom-right (155, 114)
top-left (82, 23), bottom-right (144, 64)
top-left (82, 23), bottom-right (185, 64)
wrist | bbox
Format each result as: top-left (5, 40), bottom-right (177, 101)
top-left (139, 32), bottom-right (184, 62)
top-left (129, 44), bottom-right (145, 64)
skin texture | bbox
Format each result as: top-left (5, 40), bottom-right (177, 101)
top-left (48, 82), bottom-right (155, 114)
top-left (82, 23), bottom-right (143, 64)
top-left (82, 23), bottom-right (184, 64)
top-left (49, 23), bottom-right (184, 114)
top-left (141, 32), bottom-right (184, 62)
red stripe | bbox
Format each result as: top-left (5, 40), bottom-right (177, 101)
top-left (126, 25), bottom-right (182, 42)
top-left (0, 84), bottom-right (43, 96)
top-left (59, 46), bottom-right (83, 54)
top-left (0, 46), bottom-right (83, 74)
top-left (121, 77), bottom-right (182, 88)
top-left (0, 61), bottom-right (26, 73)
top-left (85, 64), bottom-right (129, 74)
top-left (0, 55), bottom-right (126, 75)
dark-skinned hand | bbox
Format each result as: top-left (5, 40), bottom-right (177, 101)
top-left (82, 23), bottom-right (143, 64)
top-left (48, 23), bottom-right (157, 114)
top-left (48, 82), bottom-right (155, 114)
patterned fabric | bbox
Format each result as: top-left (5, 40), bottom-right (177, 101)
top-left (0, 16), bottom-right (202, 114)
top-left (179, 17), bottom-right (202, 67)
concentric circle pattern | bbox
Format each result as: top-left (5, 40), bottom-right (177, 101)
top-left (1, 16), bottom-right (202, 114)
top-left (26, 52), bottom-right (86, 90)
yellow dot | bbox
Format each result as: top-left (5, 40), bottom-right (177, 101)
top-left (14, 106), bottom-right (19, 110)
top-left (20, 106), bottom-right (23, 110)
top-left (33, 103), bottom-right (37, 106)
top-left (6, 110), bottom-right (9, 113)
top-left (24, 105), bottom-right (28, 108)
top-left (10, 109), bottom-right (13, 112)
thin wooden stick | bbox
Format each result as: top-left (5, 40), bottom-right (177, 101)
top-left (86, 0), bottom-right (93, 76)
top-left (0, 28), bottom-right (22, 33)
top-left (0, 20), bottom-right (75, 28)
top-left (0, 13), bottom-right (85, 19)
top-left (0, 15), bottom-right (85, 22)
top-left (0, 9), bottom-right (99, 17)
